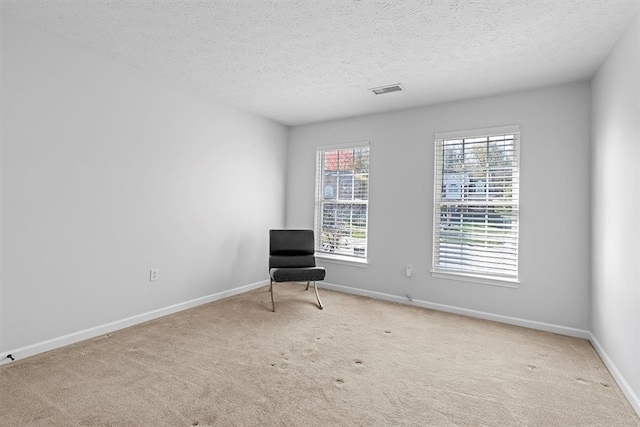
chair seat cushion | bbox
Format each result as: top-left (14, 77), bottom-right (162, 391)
top-left (270, 267), bottom-right (326, 283)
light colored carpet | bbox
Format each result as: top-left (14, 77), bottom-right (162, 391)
top-left (1, 283), bottom-right (638, 426)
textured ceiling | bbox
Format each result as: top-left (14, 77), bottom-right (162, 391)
top-left (1, 0), bottom-right (639, 126)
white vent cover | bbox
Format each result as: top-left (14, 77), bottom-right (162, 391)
top-left (369, 84), bottom-right (405, 95)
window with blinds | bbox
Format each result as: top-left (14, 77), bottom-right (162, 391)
top-left (315, 143), bottom-right (369, 260)
top-left (432, 126), bottom-right (520, 282)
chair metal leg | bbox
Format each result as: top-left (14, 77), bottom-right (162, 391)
top-left (313, 281), bottom-right (323, 310)
top-left (306, 281), bottom-right (310, 291)
top-left (269, 279), bottom-right (275, 312)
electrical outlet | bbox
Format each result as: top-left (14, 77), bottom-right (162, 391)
top-left (150, 268), bottom-right (159, 281)
top-left (406, 264), bottom-right (413, 277)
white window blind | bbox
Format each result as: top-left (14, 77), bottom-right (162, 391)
top-left (315, 143), bottom-right (369, 259)
top-left (432, 126), bottom-right (520, 282)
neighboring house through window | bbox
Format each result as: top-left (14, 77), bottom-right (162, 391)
top-left (315, 142), bottom-right (370, 261)
top-left (432, 126), bottom-right (520, 284)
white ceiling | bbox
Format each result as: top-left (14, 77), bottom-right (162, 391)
top-left (1, 0), bottom-right (638, 126)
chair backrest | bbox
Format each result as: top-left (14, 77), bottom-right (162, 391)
top-left (269, 229), bottom-right (317, 269)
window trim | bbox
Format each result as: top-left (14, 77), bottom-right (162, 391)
top-left (317, 252), bottom-right (369, 268)
top-left (314, 141), bottom-right (370, 261)
top-left (430, 270), bottom-right (520, 288)
top-left (431, 125), bottom-right (520, 285)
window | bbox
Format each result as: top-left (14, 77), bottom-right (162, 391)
top-left (315, 143), bottom-right (370, 261)
top-left (432, 126), bottom-right (520, 283)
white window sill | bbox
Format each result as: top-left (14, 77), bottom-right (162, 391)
top-left (317, 253), bottom-right (369, 268)
top-left (430, 270), bottom-right (520, 288)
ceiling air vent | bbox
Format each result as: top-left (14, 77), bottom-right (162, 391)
top-left (369, 83), bottom-right (405, 95)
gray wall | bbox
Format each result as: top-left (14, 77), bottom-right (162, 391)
top-left (591, 11), bottom-right (640, 411)
top-left (0, 18), bottom-right (288, 353)
top-left (287, 82), bottom-right (591, 331)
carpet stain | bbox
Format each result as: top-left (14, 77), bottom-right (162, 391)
top-left (354, 360), bottom-right (363, 365)
top-left (601, 383), bottom-right (610, 388)
top-left (576, 378), bottom-right (588, 385)
top-left (335, 379), bottom-right (344, 385)
top-left (527, 364), bottom-right (537, 371)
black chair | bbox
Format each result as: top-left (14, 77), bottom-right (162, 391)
top-left (268, 229), bottom-right (325, 312)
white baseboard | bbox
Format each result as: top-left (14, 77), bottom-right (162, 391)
top-left (589, 333), bottom-right (640, 417)
top-left (318, 281), bottom-right (591, 339)
top-left (0, 279), bottom-right (268, 366)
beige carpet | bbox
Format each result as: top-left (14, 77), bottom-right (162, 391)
top-left (1, 283), bottom-right (638, 426)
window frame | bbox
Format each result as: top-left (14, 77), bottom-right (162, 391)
top-left (314, 141), bottom-right (370, 264)
top-left (431, 125), bottom-right (521, 287)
